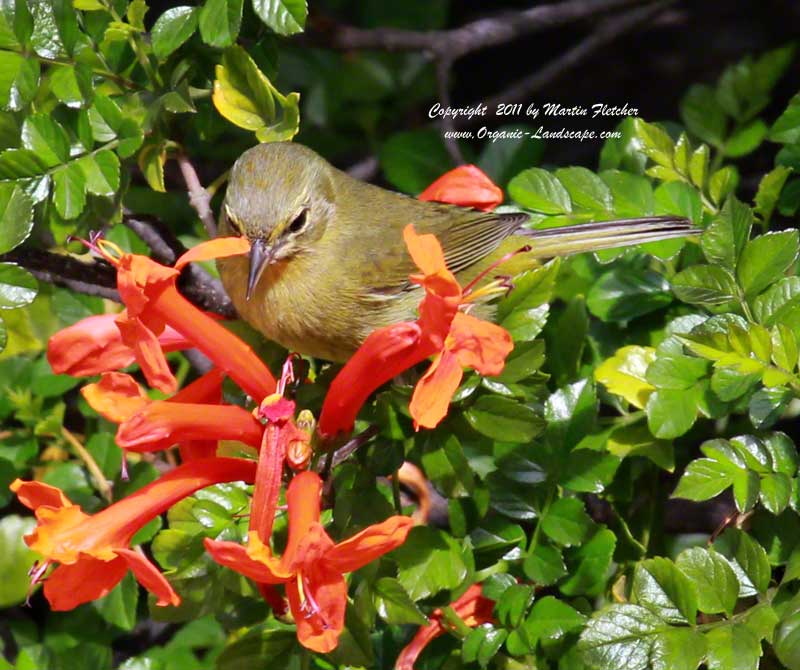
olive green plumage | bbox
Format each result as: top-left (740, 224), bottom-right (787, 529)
top-left (218, 142), bottom-right (696, 362)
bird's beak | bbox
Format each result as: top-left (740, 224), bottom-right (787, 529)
top-left (246, 238), bottom-right (274, 301)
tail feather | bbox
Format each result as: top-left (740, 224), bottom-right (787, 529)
top-left (518, 215), bottom-right (699, 258)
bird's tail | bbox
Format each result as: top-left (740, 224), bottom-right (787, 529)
top-left (518, 215), bottom-right (699, 258)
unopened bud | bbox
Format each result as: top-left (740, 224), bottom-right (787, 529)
top-left (287, 434), bottom-right (312, 470)
top-left (296, 409), bottom-right (316, 434)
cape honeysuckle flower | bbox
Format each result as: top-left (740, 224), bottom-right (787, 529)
top-left (395, 583), bottom-right (495, 670)
top-left (10, 457), bottom-right (257, 611)
top-left (48, 313), bottom-right (193, 378)
top-left (204, 470), bottom-right (413, 653)
top-left (81, 369), bottom-right (256, 459)
top-left (418, 165), bottom-right (503, 211)
top-left (66, 235), bottom-right (275, 399)
top-left (318, 224), bottom-right (514, 436)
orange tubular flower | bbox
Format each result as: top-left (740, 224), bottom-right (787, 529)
top-left (11, 457), bottom-right (257, 611)
top-left (81, 236), bottom-right (275, 400)
top-left (318, 224), bottom-right (513, 436)
top-left (80, 369), bottom-right (253, 457)
top-left (395, 584), bottom-right (495, 670)
top-left (48, 313), bottom-right (193, 378)
top-left (418, 165), bottom-right (503, 211)
top-left (205, 471), bottom-right (413, 653)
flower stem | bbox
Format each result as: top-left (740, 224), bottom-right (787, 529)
top-left (62, 427), bottom-right (113, 503)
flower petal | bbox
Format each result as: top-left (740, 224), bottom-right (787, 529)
top-left (449, 312), bottom-right (513, 377)
top-left (287, 524), bottom-right (346, 654)
top-left (10, 479), bottom-right (71, 511)
top-left (418, 165), bottom-right (503, 211)
top-left (170, 368), bottom-right (225, 404)
top-left (116, 402), bottom-right (263, 452)
top-left (116, 254), bottom-right (178, 318)
top-left (402, 224), bottom-right (450, 277)
top-left (47, 313), bottom-right (193, 378)
top-left (324, 515), bottom-right (413, 574)
top-left (318, 322), bottom-right (431, 437)
top-left (81, 372), bottom-right (150, 423)
top-left (409, 350), bottom-right (463, 430)
top-left (115, 313), bottom-right (177, 394)
top-left (282, 471), bottom-right (322, 566)
top-left (249, 424), bottom-right (287, 541)
top-left (204, 538), bottom-right (285, 583)
top-left (174, 237), bottom-right (251, 270)
top-left (44, 556), bottom-right (128, 611)
top-left (116, 547), bottom-right (180, 606)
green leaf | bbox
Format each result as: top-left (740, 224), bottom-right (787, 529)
top-left (714, 528), bottom-right (771, 597)
top-left (29, 0), bottom-right (78, 58)
top-left (93, 573), bottom-right (138, 630)
top-left (251, 0), bottom-right (306, 36)
top-left (675, 547), bottom-right (739, 615)
top-left (540, 497), bottom-right (592, 547)
top-left (508, 168), bottom-right (571, 214)
top-left (379, 129), bottom-right (452, 194)
top-left (216, 627), bottom-right (300, 670)
top-left (725, 119), bottom-right (768, 157)
top-left (601, 170), bottom-right (654, 217)
top-left (672, 264), bottom-right (738, 306)
top-left (199, 0), bottom-right (242, 47)
top-left (0, 182), bottom-right (32, 253)
top-left (21, 114), bottom-right (69, 166)
top-left (652, 628), bottom-right (706, 670)
top-left (578, 604), bottom-right (668, 670)
top-left (770, 93), bottom-right (800, 144)
top-left (394, 526), bottom-right (470, 600)
top-left (680, 84), bottom-right (727, 146)
top-left (700, 196), bottom-right (752, 270)
top-left (754, 165), bottom-right (791, 227)
top-left (465, 395), bottom-right (544, 443)
top-left (76, 150), bottom-right (120, 196)
top-left (52, 161), bottom-right (87, 219)
top-left (709, 166), bottom-right (739, 206)
top-left (654, 180), bottom-right (702, 225)
top-left (0, 262), bottom-right (36, 308)
top-left (554, 166), bottom-right (612, 213)
top-left (523, 543), bottom-right (567, 586)
top-left (213, 46), bottom-right (299, 142)
top-left (632, 556), bottom-right (698, 624)
top-left (0, 52), bottom-right (39, 111)
top-left (737, 230), bottom-right (799, 298)
top-left (520, 596), bottom-right (585, 649)
top-left (646, 354), bottom-right (709, 390)
top-left (587, 267), bottom-right (672, 322)
top-left (560, 529), bottom-right (616, 596)
top-left (775, 596), bottom-right (800, 670)
top-left (760, 472), bottom-right (792, 514)
top-left (753, 277), bottom-right (800, 326)
top-left (0, 515), bottom-right (37, 607)
top-left (633, 118), bottom-right (674, 168)
top-left (704, 624), bottom-right (761, 670)
top-left (151, 6), bottom-right (198, 61)
top-left (371, 577), bottom-right (428, 625)
top-left (762, 432), bottom-right (798, 476)
top-left (673, 458), bottom-right (734, 501)
top-left (462, 625), bottom-right (507, 668)
top-left (477, 124), bottom-right (544, 186)
top-left (689, 144), bottom-right (710, 189)
top-left (646, 387), bottom-right (699, 439)
top-left (49, 62), bottom-right (93, 109)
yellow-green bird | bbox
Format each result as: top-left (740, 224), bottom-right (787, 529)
top-left (217, 142), bottom-right (697, 362)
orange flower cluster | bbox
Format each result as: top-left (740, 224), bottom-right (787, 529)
top-left (11, 163), bottom-right (510, 655)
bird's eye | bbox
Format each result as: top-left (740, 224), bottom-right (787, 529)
top-left (288, 208), bottom-right (309, 234)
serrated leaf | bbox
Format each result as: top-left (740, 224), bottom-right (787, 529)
top-left (251, 0), bottom-right (306, 36)
top-left (673, 458), bottom-right (734, 502)
top-left (709, 165), bottom-right (739, 205)
top-left (371, 578), bottom-right (428, 625)
top-left (689, 144), bottom-right (709, 189)
top-left (462, 625), bottom-right (507, 668)
top-left (675, 547), bottom-right (739, 615)
top-left (0, 182), bottom-right (33, 253)
top-left (21, 113), bottom-right (70, 166)
top-left (700, 196), bottom-right (752, 270)
top-left (704, 624), bottom-right (761, 670)
top-left (77, 150), bottom-right (120, 196)
top-left (672, 264), bottom-right (738, 306)
top-left (52, 161), bottom-right (87, 219)
top-left (465, 395), bottom-right (544, 443)
top-left (601, 170), bottom-right (654, 217)
top-left (646, 387), bottom-right (699, 439)
top-left (633, 119), bottom-right (674, 169)
top-left (393, 527), bottom-right (469, 600)
top-left (151, 6), bottom-right (198, 60)
top-left (49, 62), bottom-right (93, 108)
top-left (632, 557), bottom-right (698, 624)
top-left (587, 267), bottom-right (672, 322)
top-left (199, 0), bottom-right (243, 47)
top-left (714, 528), bottom-right (771, 597)
top-left (681, 84), bottom-right (727, 146)
top-left (595, 345), bottom-right (656, 409)
top-left (540, 497), bottom-right (592, 547)
top-left (523, 543), bottom-right (567, 586)
top-left (0, 262), bottom-right (37, 309)
top-left (754, 165), bottom-right (791, 227)
top-left (737, 230), bottom-right (799, 298)
top-left (555, 166), bottom-right (612, 213)
top-left (508, 168), bottom-right (571, 214)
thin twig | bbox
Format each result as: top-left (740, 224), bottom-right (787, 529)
top-left (347, 156), bottom-right (380, 181)
top-left (176, 154), bottom-right (217, 237)
top-left (460, 0), bottom-right (675, 126)
top-left (308, 0), bottom-right (647, 58)
top-left (62, 427), bottom-right (113, 503)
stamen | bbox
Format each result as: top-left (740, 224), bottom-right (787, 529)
top-left (66, 231), bottom-right (124, 266)
top-left (26, 560), bottom-right (50, 605)
top-left (277, 354), bottom-right (298, 395)
top-left (297, 572), bottom-right (329, 629)
top-left (462, 244), bottom-right (531, 298)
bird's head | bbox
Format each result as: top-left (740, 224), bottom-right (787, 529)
top-left (221, 142), bottom-right (336, 299)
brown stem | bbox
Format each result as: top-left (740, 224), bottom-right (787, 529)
top-left (176, 154), bottom-right (217, 237)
